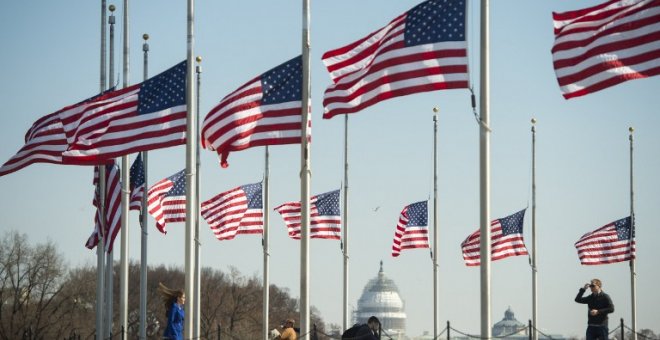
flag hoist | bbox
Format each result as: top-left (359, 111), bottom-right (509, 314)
top-left (479, 0), bottom-right (492, 338)
top-left (184, 0), bottom-right (197, 337)
top-left (531, 118), bottom-right (538, 340)
top-left (119, 0), bottom-right (131, 334)
top-left (138, 33), bottom-right (150, 340)
top-left (628, 127), bottom-right (637, 340)
top-left (300, 0), bottom-right (312, 335)
top-left (105, 6), bottom-right (116, 338)
top-left (96, 1), bottom-right (108, 339)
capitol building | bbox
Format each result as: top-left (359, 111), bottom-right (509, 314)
top-left (353, 261), bottom-right (407, 339)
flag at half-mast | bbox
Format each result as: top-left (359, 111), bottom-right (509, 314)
top-left (552, 0), bottom-right (660, 99)
top-left (575, 216), bottom-right (635, 265)
top-left (147, 169), bottom-right (186, 234)
top-left (391, 200), bottom-right (429, 257)
top-left (274, 189), bottom-right (341, 240)
top-left (59, 61), bottom-right (187, 164)
top-left (461, 209), bottom-right (529, 266)
top-left (201, 182), bottom-right (264, 241)
top-left (322, 0), bottom-right (468, 119)
top-left (129, 153), bottom-right (145, 212)
top-left (201, 56), bottom-right (309, 168)
top-left (0, 92), bottom-right (106, 177)
top-left (86, 163), bottom-right (122, 253)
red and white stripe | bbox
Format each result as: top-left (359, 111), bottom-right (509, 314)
top-left (129, 183), bottom-right (145, 212)
top-left (575, 223), bottom-right (635, 265)
top-left (391, 206), bottom-right (429, 257)
top-left (322, 10), bottom-right (468, 118)
top-left (1, 108), bottom-right (70, 177)
top-left (274, 197), bottom-right (341, 240)
top-left (461, 219), bottom-right (529, 267)
top-left (552, 0), bottom-right (660, 99)
top-left (201, 186), bottom-right (263, 241)
top-left (86, 164), bottom-right (122, 253)
top-left (59, 84), bottom-right (186, 164)
top-left (147, 173), bottom-right (186, 234)
top-left (201, 76), bottom-right (307, 168)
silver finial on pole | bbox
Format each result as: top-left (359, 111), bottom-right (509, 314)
top-left (628, 126), bottom-right (637, 340)
top-left (432, 107), bottom-right (439, 340)
top-left (531, 117), bottom-right (538, 340)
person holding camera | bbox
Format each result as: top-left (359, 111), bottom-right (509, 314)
top-left (575, 279), bottom-right (614, 340)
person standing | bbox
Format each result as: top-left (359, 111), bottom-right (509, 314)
top-left (575, 278), bottom-right (614, 340)
top-left (158, 282), bottom-right (185, 340)
top-left (280, 318), bottom-right (297, 340)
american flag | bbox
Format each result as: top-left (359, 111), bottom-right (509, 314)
top-left (321, 0), bottom-right (469, 119)
top-left (274, 189), bottom-right (341, 240)
top-left (0, 92), bottom-right (106, 177)
top-left (201, 56), bottom-right (308, 168)
top-left (85, 163), bottom-right (122, 253)
top-left (147, 169), bottom-right (186, 234)
top-left (552, 0), bottom-right (660, 99)
top-left (575, 216), bottom-right (635, 265)
top-left (201, 182), bottom-right (263, 241)
top-left (461, 209), bottom-right (529, 266)
top-left (129, 153), bottom-right (145, 212)
top-left (391, 201), bottom-right (429, 257)
top-left (60, 61), bottom-right (187, 164)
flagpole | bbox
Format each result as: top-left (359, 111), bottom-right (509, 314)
top-left (138, 33), bottom-right (150, 340)
top-left (432, 107), bottom-right (439, 340)
top-left (105, 6), bottom-right (116, 338)
top-left (479, 0), bottom-right (492, 339)
top-left (300, 0), bottom-right (312, 335)
top-left (194, 55), bottom-right (202, 340)
top-left (531, 118), bottom-right (538, 340)
top-left (184, 0), bottom-right (197, 337)
top-left (119, 0), bottom-right (131, 334)
top-left (263, 146), bottom-right (270, 340)
top-left (342, 115), bottom-right (349, 332)
top-left (96, 1), bottom-right (108, 338)
top-left (629, 126), bottom-right (637, 340)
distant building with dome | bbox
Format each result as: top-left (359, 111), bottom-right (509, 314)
top-left (354, 261), bottom-right (407, 338)
top-left (493, 307), bottom-right (527, 337)
top-left (411, 307), bottom-right (566, 340)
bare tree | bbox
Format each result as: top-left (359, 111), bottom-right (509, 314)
top-left (0, 231), bottom-right (66, 340)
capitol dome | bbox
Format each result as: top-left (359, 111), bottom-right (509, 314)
top-left (354, 261), bottom-right (406, 335)
top-left (492, 307), bottom-right (526, 337)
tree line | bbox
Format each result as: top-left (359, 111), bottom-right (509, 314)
top-left (0, 231), bottom-right (335, 339)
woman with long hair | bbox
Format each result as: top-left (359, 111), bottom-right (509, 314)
top-left (158, 282), bottom-right (185, 340)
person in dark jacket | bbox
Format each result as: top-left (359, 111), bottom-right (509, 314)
top-left (354, 316), bottom-right (380, 340)
top-left (575, 278), bottom-right (614, 340)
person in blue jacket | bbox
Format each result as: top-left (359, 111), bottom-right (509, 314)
top-left (158, 282), bottom-right (185, 340)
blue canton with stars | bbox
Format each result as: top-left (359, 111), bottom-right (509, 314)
top-left (165, 169), bottom-right (187, 197)
top-left (129, 153), bottom-right (145, 189)
top-left (137, 61), bottom-right (187, 115)
top-left (499, 209), bottom-right (526, 236)
top-left (261, 55), bottom-right (302, 105)
top-left (614, 216), bottom-right (633, 240)
top-left (241, 182), bottom-right (263, 209)
top-left (406, 201), bottom-right (428, 227)
top-left (405, 0), bottom-right (466, 46)
top-left (314, 190), bottom-right (340, 216)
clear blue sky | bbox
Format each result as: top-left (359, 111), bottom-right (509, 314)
top-left (1, 1), bottom-right (658, 338)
